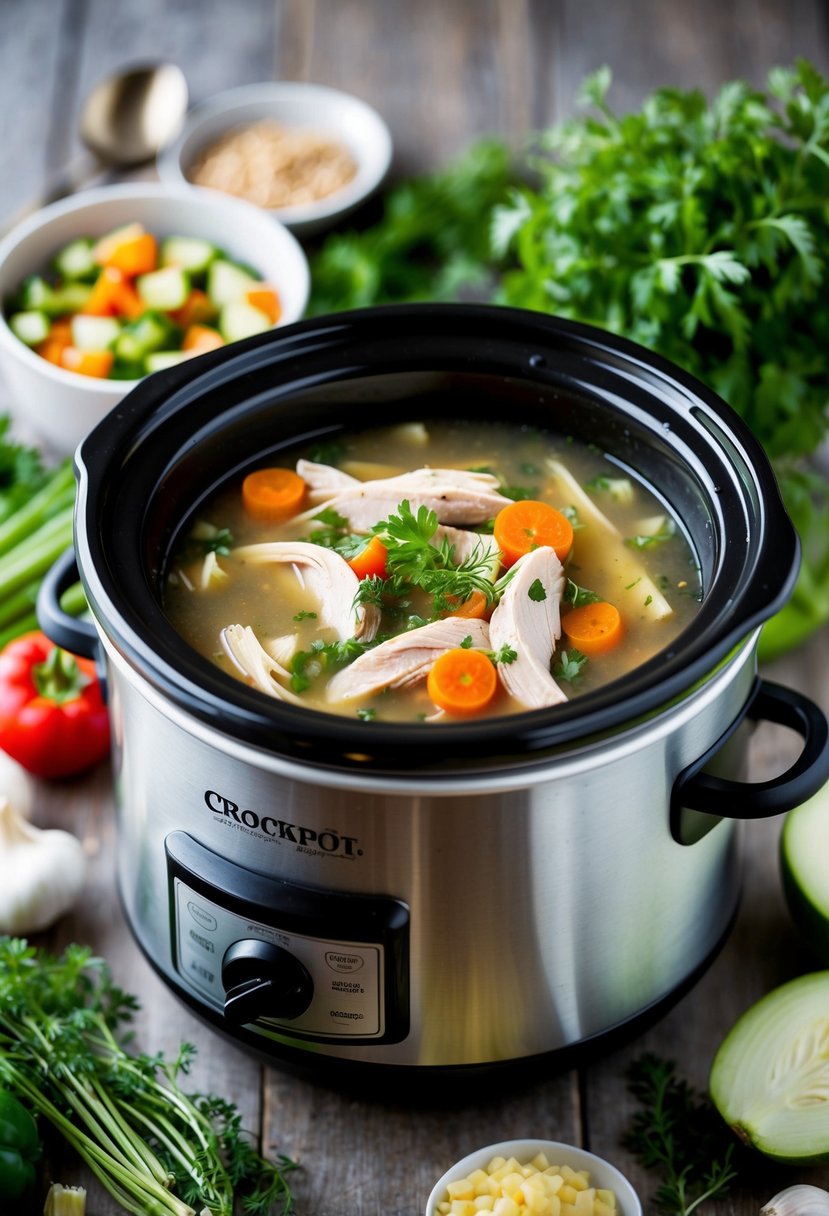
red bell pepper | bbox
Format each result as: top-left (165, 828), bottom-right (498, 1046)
top-left (0, 631), bottom-right (109, 778)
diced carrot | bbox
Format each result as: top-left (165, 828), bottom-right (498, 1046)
top-left (348, 536), bottom-right (388, 580)
top-left (562, 601), bottom-right (624, 655)
top-left (84, 266), bottom-right (143, 318)
top-left (36, 320), bottom-right (72, 365)
top-left (242, 467), bottom-right (307, 521)
top-left (182, 324), bottom-right (225, 354)
top-left (246, 286), bottom-right (281, 324)
top-left (493, 500), bottom-right (574, 567)
top-left (427, 647), bottom-right (498, 716)
top-left (98, 231), bottom-right (158, 278)
top-left (59, 346), bottom-right (115, 379)
top-left (441, 589), bottom-right (490, 620)
top-left (170, 288), bottom-right (216, 328)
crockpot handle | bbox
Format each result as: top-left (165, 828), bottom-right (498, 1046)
top-left (36, 546), bottom-right (101, 660)
top-left (673, 678), bottom-right (829, 822)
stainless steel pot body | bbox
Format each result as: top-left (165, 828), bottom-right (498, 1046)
top-left (106, 627), bottom-right (756, 1068)
top-left (39, 304), bottom-right (829, 1076)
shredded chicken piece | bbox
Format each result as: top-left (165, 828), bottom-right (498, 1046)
top-left (221, 625), bottom-right (305, 704)
top-left (294, 463), bottom-right (511, 530)
top-left (326, 617), bottom-right (491, 703)
top-left (489, 547), bottom-right (568, 708)
top-left (232, 541), bottom-right (380, 642)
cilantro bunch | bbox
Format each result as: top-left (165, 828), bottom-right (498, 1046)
top-left (309, 59), bottom-right (829, 659)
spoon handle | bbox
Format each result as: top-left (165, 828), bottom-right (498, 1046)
top-left (0, 154), bottom-right (105, 237)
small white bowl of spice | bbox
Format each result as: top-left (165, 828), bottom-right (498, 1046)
top-left (425, 1139), bottom-right (642, 1216)
top-left (158, 81), bottom-right (393, 237)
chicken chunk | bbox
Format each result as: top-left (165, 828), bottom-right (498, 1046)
top-left (488, 547), bottom-right (568, 708)
top-left (296, 463), bottom-right (511, 530)
top-left (231, 541), bottom-right (380, 642)
top-left (326, 617), bottom-right (491, 702)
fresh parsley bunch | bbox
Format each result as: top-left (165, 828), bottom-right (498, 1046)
top-left (495, 60), bottom-right (829, 658)
top-left (309, 60), bottom-right (829, 659)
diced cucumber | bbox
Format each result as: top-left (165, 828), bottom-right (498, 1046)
top-left (53, 238), bottom-right (96, 281)
top-left (219, 299), bottom-right (273, 343)
top-left (144, 350), bottom-right (192, 374)
top-left (8, 310), bottom-right (50, 346)
top-left (207, 259), bottom-right (258, 309)
top-left (70, 314), bottom-right (121, 351)
top-left (114, 312), bottom-right (179, 363)
top-left (18, 275), bottom-right (52, 310)
top-left (160, 236), bottom-right (218, 276)
top-left (43, 283), bottom-right (93, 317)
top-left (136, 266), bottom-right (190, 311)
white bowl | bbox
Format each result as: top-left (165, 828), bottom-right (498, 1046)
top-left (0, 182), bottom-right (310, 455)
top-left (425, 1139), bottom-right (642, 1216)
top-left (157, 81), bottom-right (393, 236)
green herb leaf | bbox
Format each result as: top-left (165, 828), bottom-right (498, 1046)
top-left (527, 578), bottom-right (547, 602)
top-left (565, 579), bottom-right (600, 607)
top-left (553, 649), bottom-right (588, 683)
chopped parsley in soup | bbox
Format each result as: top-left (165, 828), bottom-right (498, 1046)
top-left (163, 420), bottom-right (702, 722)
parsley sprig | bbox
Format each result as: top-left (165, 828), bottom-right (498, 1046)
top-left (0, 937), bottom-right (296, 1215)
top-left (370, 499), bottom-right (498, 618)
top-left (623, 1054), bottom-right (739, 1216)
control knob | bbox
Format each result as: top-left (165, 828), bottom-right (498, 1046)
top-left (221, 939), bottom-right (313, 1025)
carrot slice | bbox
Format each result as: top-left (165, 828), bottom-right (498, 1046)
top-left (99, 231), bottom-right (158, 277)
top-left (36, 320), bottom-right (72, 365)
top-left (441, 588), bottom-right (490, 620)
top-left (493, 500), bottom-right (574, 567)
top-left (348, 536), bottom-right (388, 580)
top-left (84, 266), bottom-right (143, 318)
top-left (170, 288), bottom-right (216, 328)
top-left (242, 467), bottom-right (307, 521)
top-left (182, 324), bottom-right (224, 353)
top-left (426, 647), bottom-right (497, 716)
top-left (562, 601), bottom-right (623, 655)
top-left (246, 286), bottom-right (282, 324)
top-left (59, 346), bottom-right (115, 378)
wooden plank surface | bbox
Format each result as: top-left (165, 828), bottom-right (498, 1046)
top-left (4, 1), bottom-right (829, 1213)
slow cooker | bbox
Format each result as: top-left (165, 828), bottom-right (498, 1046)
top-left (39, 305), bottom-right (829, 1084)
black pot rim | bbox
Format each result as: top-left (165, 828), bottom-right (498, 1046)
top-left (74, 303), bottom-right (798, 773)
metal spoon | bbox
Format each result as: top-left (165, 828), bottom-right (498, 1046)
top-left (4, 62), bottom-right (188, 231)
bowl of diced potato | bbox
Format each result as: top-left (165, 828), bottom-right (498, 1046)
top-left (424, 1139), bottom-right (642, 1216)
top-left (0, 181), bottom-right (309, 454)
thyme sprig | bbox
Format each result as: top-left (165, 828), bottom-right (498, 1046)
top-left (622, 1054), bottom-right (738, 1216)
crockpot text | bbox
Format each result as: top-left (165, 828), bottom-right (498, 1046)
top-left (204, 790), bottom-right (361, 857)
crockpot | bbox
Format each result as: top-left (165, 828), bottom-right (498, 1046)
top-left (39, 304), bottom-right (829, 1086)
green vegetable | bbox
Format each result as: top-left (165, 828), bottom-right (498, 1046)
top-left (371, 499), bottom-right (497, 618)
top-left (624, 1053), bottom-right (738, 1215)
top-left (710, 972), bottom-right (829, 1164)
top-left (309, 59), bottom-right (829, 660)
top-left (552, 649), bottom-right (588, 683)
top-left (8, 310), bottom-right (49, 347)
top-left (781, 782), bottom-right (829, 961)
top-left (43, 1182), bottom-right (87, 1215)
top-left (0, 936), bottom-right (296, 1215)
top-left (0, 1086), bottom-right (40, 1200)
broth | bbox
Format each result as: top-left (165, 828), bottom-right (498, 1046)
top-left (163, 419), bottom-right (702, 722)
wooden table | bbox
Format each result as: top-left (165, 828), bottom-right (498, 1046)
top-left (4, 2), bottom-right (829, 1212)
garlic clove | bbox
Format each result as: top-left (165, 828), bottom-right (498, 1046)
top-left (0, 798), bottom-right (86, 934)
top-left (761, 1184), bottom-right (829, 1215)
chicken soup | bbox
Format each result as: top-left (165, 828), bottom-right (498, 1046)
top-left (163, 419), bottom-right (702, 722)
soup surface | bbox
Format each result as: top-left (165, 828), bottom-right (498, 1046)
top-left (163, 420), bottom-right (702, 722)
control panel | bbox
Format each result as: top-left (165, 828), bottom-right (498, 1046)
top-left (165, 831), bottom-right (409, 1044)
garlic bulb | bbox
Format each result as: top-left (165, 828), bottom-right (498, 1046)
top-left (0, 797), bottom-right (86, 934)
top-left (0, 749), bottom-right (33, 819)
top-left (761, 1184), bottom-right (829, 1215)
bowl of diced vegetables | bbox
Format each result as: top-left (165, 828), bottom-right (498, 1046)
top-left (425, 1139), bottom-right (642, 1216)
top-left (0, 181), bottom-right (310, 453)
